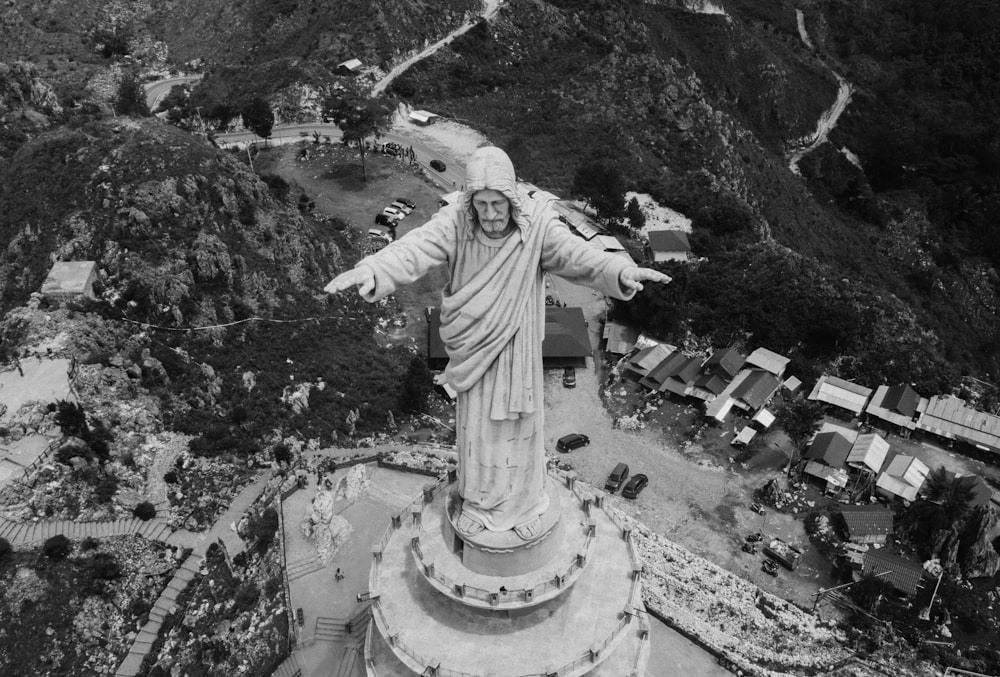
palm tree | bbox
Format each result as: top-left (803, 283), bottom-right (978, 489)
top-left (904, 466), bottom-right (977, 551)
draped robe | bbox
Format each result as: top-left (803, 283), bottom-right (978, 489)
top-left (356, 192), bottom-right (635, 533)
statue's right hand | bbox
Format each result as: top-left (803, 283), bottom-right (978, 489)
top-left (324, 266), bottom-right (375, 297)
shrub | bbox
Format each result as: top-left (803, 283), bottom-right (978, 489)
top-left (272, 443), bottom-right (292, 465)
top-left (248, 507), bottom-right (279, 552)
top-left (133, 502), bottom-right (157, 521)
top-left (234, 582), bottom-right (259, 611)
top-left (94, 474), bottom-right (119, 503)
top-left (80, 536), bottom-right (99, 551)
top-left (163, 470), bottom-right (179, 484)
top-left (0, 537), bottom-right (12, 561)
top-left (43, 534), bottom-right (72, 560)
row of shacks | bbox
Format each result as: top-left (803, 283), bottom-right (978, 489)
top-left (801, 376), bottom-right (1000, 501)
top-left (609, 327), bottom-right (797, 445)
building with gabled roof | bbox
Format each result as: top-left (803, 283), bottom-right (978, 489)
top-left (41, 261), bottom-right (98, 303)
top-left (408, 110), bottom-right (440, 125)
top-left (553, 201), bottom-right (604, 240)
top-left (640, 352), bottom-right (702, 397)
top-left (602, 321), bottom-right (638, 356)
top-left (847, 433), bottom-right (890, 474)
top-left (647, 230), bottom-right (690, 263)
top-left (731, 370), bottom-right (781, 412)
top-left (689, 372), bottom-right (729, 402)
top-left (624, 343), bottom-right (674, 379)
top-left (876, 454), bottom-right (930, 501)
top-left (808, 375), bottom-right (873, 417)
top-left (702, 345), bottom-right (745, 380)
top-left (336, 58), bottom-right (363, 75)
top-left (916, 394), bottom-right (1000, 455)
top-left (802, 461), bottom-right (849, 493)
top-left (745, 347), bottom-right (790, 378)
top-left (865, 384), bottom-right (926, 435)
top-left (861, 549), bottom-right (924, 596)
top-left (840, 504), bottom-right (894, 544)
top-left (804, 431), bottom-right (854, 469)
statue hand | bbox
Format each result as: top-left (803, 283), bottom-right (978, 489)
top-left (621, 267), bottom-right (673, 292)
top-left (324, 266), bottom-right (375, 297)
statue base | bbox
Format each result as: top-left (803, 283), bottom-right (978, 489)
top-left (444, 480), bottom-right (563, 577)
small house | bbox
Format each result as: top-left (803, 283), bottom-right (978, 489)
top-left (847, 433), bottom-right (890, 474)
top-left (647, 230), bottom-right (690, 263)
top-left (864, 384), bottom-right (925, 436)
top-left (840, 504), bottom-right (894, 545)
top-left (731, 426), bottom-right (757, 448)
top-left (916, 394), bottom-right (1000, 456)
top-left (808, 375), bottom-right (873, 418)
top-left (408, 109), bottom-right (440, 125)
top-left (41, 261), bottom-right (98, 303)
top-left (876, 454), bottom-right (930, 501)
top-left (639, 351), bottom-right (701, 397)
top-left (336, 58), bottom-right (364, 75)
top-left (602, 321), bottom-right (638, 356)
top-left (782, 375), bottom-right (803, 397)
top-left (804, 431), bottom-right (853, 469)
top-left (861, 549), bottom-right (924, 597)
top-left (750, 408), bottom-right (775, 432)
top-left (745, 347), bottom-right (790, 378)
top-left (731, 370), bottom-right (781, 413)
top-left (802, 461), bottom-right (849, 494)
top-left (623, 343), bottom-right (674, 380)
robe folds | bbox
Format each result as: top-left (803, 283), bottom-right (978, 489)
top-left (356, 162), bottom-right (635, 532)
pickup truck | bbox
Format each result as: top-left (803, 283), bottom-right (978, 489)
top-left (763, 538), bottom-right (804, 570)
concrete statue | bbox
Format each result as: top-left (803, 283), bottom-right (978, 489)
top-left (325, 146), bottom-right (671, 540)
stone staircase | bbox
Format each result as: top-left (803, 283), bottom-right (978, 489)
top-left (333, 643), bottom-right (363, 677)
top-left (286, 554), bottom-right (324, 582)
top-left (314, 616), bottom-right (350, 643)
top-left (272, 652), bottom-right (304, 677)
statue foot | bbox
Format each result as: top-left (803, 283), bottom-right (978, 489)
top-left (513, 516), bottom-right (542, 540)
top-left (455, 511), bottom-right (485, 536)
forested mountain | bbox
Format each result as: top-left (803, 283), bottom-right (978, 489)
top-left (0, 0), bottom-right (998, 399)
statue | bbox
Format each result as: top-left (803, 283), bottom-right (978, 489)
top-left (325, 146), bottom-right (670, 539)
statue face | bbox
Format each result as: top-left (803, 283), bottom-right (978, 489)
top-left (472, 189), bottom-right (512, 239)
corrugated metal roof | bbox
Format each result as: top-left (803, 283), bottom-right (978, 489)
top-left (804, 431), bottom-right (854, 468)
top-left (803, 461), bottom-right (849, 487)
top-left (840, 504), bottom-right (894, 538)
top-left (916, 395), bottom-right (1000, 454)
top-left (882, 384), bottom-right (921, 417)
top-left (602, 321), bottom-right (637, 355)
top-left (704, 345), bottom-right (745, 379)
top-left (627, 344), bottom-right (674, 376)
top-left (808, 375), bottom-right (873, 415)
top-left (745, 347), bottom-right (790, 376)
top-left (884, 455), bottom-right (929, 489)
top-left (731, 370), bottom-right (780, 410)
top-left (847, 433), bottom-right (890, 473)
top-left (41, 261), bottom-right (97, 296)
top-left (864, 385), bottom-right (922, 431)
top-left (862, 549), bottom-right (924, 596)
top-left (647, 230), bottom-right (690, 252)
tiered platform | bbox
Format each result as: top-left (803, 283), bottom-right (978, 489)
top-left (363, 472), bottom-right (649, 676)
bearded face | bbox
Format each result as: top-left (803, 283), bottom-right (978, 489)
top-left (471, 189), bottom-right (513, 239)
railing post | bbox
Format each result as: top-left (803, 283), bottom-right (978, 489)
top-left (411, 509), bottom-right (422, 527)
top-left (593, 494), bottom-right (603, 508)
top-left (587, 519), bottom-right (596, 536)
top-left (622, 526), bottom-right (632, 542)
top-left (423, 485), bottom-right (435, 504)
top-left (391, 514), bottom-right (402, 529)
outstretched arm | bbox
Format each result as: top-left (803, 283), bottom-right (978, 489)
top-left (619, 267), bottom-right (672, 292)
top-left (323, 266), bottom-right (375, 297)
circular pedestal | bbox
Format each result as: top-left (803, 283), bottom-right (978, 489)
top-left (445, 479), bottom-right (564, 577)
top-left (366, 472), bottom-right (647, 676)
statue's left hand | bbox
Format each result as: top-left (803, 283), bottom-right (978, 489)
top-left (621, 267), bottom-right (673, 292)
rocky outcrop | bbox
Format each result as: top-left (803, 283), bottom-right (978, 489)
top-left (956, 506), bottom-right (1000, 580)
top-left (0, 61), bottom-right (63, 161)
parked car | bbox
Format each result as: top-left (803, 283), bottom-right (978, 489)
top-left (556, 433), bottom-right (589, 453)
top-left (393, 197), bottom-right (416, 210)
top-left (741, 542), bottom-right (757, 555)
top-left (390, 200), bottom-right (414, 214)
top-left (745, 532), bottom-right (763, 543)
top-left (761, 559), bottom-right (779, 576)
top-left (382, 206), bottom-right (405, 220)
top-left (375, 213), bottom-right (396, 227)
top-left (750, 502), bottom-right (766, 515)
top-left (621, 473), bottom-right (648, 499)
top-left (562, 367), bottom-right (576, 388)
top-left (430, 159), bottom-right (447, 172)
top-left (604, 462), bottom-right (630, 493)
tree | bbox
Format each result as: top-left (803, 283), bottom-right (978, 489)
top-left (133, 501), bottom-right (157, 520)
top-left (322, 84), bottom-right (395, 182)
top-left (43, 534), bottom-right (72, 560)
top-left (572, 160), bottom-right (625, 223)
top-left (904, 466), bottom-right (977, 550)
top-left (775, 398), bottom-right (825, 466)
top-left (242, 97), bottom-right (274, 146)
top-left (398, 355), bottom-right (433, 415)
top-left (115, 71), bottom-right (150, 117)
top-left (626, 196), bottom-right (645, 231)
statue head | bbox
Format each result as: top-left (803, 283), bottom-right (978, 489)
top-left (463, 146), bottom-right (526, 238)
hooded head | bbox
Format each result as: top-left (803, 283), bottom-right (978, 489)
top-left (461, 146), bottom-right (529, 238)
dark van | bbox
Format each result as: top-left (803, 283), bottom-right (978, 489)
top-left (605, 463), bottom-right (630, 492)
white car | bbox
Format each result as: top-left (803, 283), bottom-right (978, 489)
top-left (381, 206), bottom-right (405, 220)
top-left (390, 200), bottom-right (414, 215)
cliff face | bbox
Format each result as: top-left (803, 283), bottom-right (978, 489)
top-left (0, 61), bottom-right (63, 161)
top-left (0, 114), bottom-right (340, 325)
